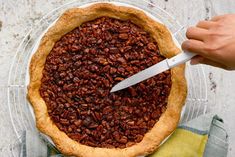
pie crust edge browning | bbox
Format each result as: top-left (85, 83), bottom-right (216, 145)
top-left (27, 3), bottom-right (186, 157)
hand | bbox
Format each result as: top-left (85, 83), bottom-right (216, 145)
top-left (182, 14), bottom-right (235, 70)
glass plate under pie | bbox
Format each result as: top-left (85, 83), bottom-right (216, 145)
top-left (27, 3), bottom-right (187, 157)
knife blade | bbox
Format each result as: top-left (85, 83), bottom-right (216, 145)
top-left (110, 51), bottom-right (196, 92)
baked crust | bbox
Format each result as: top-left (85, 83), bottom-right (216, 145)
top-left (27, 3), bottom-right (186, 157)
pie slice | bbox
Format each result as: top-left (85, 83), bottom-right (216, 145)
top-left (28, 3), bottom-right (186, 157)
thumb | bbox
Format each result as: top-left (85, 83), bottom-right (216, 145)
top-left (190, 55), bottom-right (228, 69)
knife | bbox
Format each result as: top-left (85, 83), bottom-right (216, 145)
top-left (110, 51), bottom-right (196, 93)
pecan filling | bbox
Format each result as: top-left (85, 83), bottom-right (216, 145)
top-left (40, 17), bottom-right (172, 148)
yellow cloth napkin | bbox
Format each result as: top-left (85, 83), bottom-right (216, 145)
top-left (149, 128), bottom-right (208, 157)
top-left (149, 115), bottom-right (228, 157)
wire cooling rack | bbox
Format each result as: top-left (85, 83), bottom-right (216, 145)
top-left (5, 0), bottom-right (208, 156)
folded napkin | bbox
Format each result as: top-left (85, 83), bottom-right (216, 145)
top-left (20, 114), bottom-right (228, 157)
top-left (149, 115), bottom-right (229, 157)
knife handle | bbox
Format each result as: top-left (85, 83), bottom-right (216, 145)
top-left (167, 51), bottom-right (196, 68)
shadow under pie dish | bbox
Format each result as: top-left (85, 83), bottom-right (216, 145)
top-left (27, 3), bottom-right (187, 157)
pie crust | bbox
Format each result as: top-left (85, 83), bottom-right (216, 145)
top-left (27, 3), bottom-right (187, 157)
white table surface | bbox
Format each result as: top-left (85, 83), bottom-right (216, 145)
top-left (0, 0), bottom-right (235, 156)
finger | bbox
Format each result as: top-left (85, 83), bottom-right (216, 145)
top-left (190, 56), bottom-right (204, 65)
top-left (186, 27), bottom-right (208, 41)
top-left (196, 20), bottom-right (217, 29)
top-left (182, 39), bottom-right (206, 55)
top-left (191, 56), bottom-right (228, 69)
top-left (211, 15), bottom-right (225, 21)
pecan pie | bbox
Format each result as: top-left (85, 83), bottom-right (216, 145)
top-left (28, 3), bottom-right (186, 157)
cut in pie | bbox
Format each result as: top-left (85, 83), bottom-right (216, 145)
top-left (27, 3), bottom-right (187, 157)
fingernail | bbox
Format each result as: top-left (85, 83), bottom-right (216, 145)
top-left (190, 60), bottom-right (198, 65)
top-left (181, 40), bottom-right (190, 50)
top-left (190, 58), bottom-right (200, 65)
